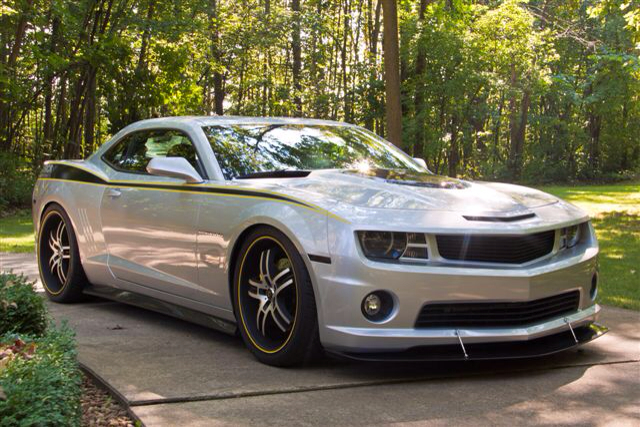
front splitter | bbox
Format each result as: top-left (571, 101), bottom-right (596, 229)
top-left (329, 323), bottom-right (608, 362)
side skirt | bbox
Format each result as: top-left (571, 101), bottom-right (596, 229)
top-left (83, 284), bottom-right (238, 336)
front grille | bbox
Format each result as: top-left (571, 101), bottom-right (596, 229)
top-left (415, 291), bottom-right (581, 328)
top-left (435, 230), bottom-right (555, 264)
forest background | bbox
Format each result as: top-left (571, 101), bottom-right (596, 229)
top-left (1, 0), bottom-right (639, 210)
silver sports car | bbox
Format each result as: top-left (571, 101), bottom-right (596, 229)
top-left (33, 116), bottom-right (607, 366)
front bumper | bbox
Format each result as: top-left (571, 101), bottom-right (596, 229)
top-left (312, 226), bottom-right (601, 354)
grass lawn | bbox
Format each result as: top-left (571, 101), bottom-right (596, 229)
top-left (1, 182), bottom-right (638, 309)
top-left (541, 182), bottom-right (640, 311)
top-left (0, 210), bottom-right (34, 253)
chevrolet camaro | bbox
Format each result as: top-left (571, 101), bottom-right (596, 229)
top-left (32, 116), bottom-right (607, 366)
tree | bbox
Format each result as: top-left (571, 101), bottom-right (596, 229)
top-left (381, 0), bottom-right (402, 147)
top-left (0, 0), bottom-right (637, 184)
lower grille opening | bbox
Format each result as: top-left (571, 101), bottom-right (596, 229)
top-left (415, 291), bottom-right (581, 328)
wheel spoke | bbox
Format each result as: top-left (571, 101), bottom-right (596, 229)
top-left (275, 278), bottom-right (292, 297)
top-left (273, 298), bottom-right (292, 325)
top-left (270, 306), bottom-right (287, 332)
top-left (257, 299), bottom-right (271, 336)
top-left (248, 278), bottom-right (267, 290)
top-left (259, 250), bottom-right (266, 281)
top-left (56, 221), bottom-right (65, 245)
top-left (51, 258), bottom-right (60, 274)
top-left (248, 288), bottom-right (264, 301)
top-left (271, 267), bottom-right (290, 286)
top-left (259, 249), bottom-right (273, 283)
top-left (48, 235), bottom-right (58, 252)
top-left (56, 258), bottom-right (66, 283)
top-left (49, 252), bottom-right (58, 268)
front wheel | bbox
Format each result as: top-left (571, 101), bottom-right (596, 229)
top-left (37, 205), bottom-right (87, 302)
top-left (233, 227), bottom-right (321, 366)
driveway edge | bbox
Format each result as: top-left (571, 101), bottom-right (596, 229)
top-left (80, 362), bottom-right (145, 426)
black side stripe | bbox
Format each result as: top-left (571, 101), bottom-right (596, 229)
top-left (308, 254), bottom-right (332, 264)
top-left (43, 163), bottom-right (315, 209)
top-left (45, 163), bottom-right (109, 184)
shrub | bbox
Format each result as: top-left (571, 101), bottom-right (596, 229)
top-left (0, 325), bottom-right (82, 426)
top-left (0, 274), bottom-right (47, 337)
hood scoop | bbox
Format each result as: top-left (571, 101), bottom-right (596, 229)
top-left (463, 213), bottom-right (536, 222)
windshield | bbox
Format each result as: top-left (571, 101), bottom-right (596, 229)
top-left (202, 124), bottom-right (425, 179)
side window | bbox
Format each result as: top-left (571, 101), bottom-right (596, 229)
top-left (103, 130), bottom-right (203, 176)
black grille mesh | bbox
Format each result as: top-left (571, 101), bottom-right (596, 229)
top-left (436, 230), bottom-right (556, 264)
top-left (415, 291), bottom-right (581, 328)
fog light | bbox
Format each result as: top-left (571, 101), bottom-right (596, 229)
top-left (361, 291), bottom-right (394, 322)
top-left (363, 294), bottom-right (381, 316)
top-left (590, 272), bottom-right (598, 300)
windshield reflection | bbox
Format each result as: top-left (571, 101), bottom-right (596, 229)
top-left (202, 124), bottom-right (424, 179)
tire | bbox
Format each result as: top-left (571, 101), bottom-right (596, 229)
top-left (37, 204), bottom-right (87, 303)
top-left (233, 226), bottom-right (321, 366)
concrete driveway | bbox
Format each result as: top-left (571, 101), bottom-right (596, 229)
top-left (2, 252), bottom-right (639, 426)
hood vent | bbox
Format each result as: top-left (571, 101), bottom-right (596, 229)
top-left (463, 213), bottom-right (536, 222)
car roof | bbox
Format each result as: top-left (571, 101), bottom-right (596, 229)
top-left (131, 116), bottom-right (355, 127)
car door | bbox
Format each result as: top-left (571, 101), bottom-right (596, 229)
top-left (99, 128), bottom-right (212, 302)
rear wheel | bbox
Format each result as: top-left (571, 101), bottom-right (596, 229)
top-left (38, 205), bottom-right (87, 302)
top-left (233, 227), bottom-right (321, 366)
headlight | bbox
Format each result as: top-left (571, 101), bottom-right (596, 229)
top-left (357, 231), bottom-right (428, 262)
top-left (560, 224), bottom-right (581, 249)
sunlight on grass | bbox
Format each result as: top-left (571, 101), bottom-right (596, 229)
top-left (542, 183), bottom-right (640, 217)
top-left (0, 211), bottom-right (35, 253)
top-left (542, 183), bottom-right (640, 311)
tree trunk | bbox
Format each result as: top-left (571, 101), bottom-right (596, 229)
top-left (7, 0), bottom-right (34, 68)
top-left (588, 112), bottom-right (601, 172)
top-left (448, 115), bottom-right (459, 177)
top-left (84, 71), bottom-right (97, 156)
top-left (137, 0), bottom-right (156, 73)
top-left (381, 0), bottom-right (402, 146)
top-left (413, 0), bottom-right (430, 157)
top-left (508, 84), bottom-right (531, 181)
top-left (43, 16), bottom-right (61, 148)
top-left (291, 0), bottom-right (302, 116)
top-left (209, 0), bottom-right (225, 115)
top-left (364, 0), bottom-right (381, 130)
top-left (0, 0), bottom-right (35, 149)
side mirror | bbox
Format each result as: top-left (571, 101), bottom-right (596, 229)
top-left (146, 157), bottom-right (203, 183)
top-left (413, 157), bottom-right (427, 169)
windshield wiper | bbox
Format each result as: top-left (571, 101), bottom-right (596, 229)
top-left (236, 170), bottom-right (311, 179)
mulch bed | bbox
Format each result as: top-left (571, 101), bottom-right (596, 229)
top-left (81, 375), bottom-right (136, 426)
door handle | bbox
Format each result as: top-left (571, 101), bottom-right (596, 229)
top-left (106, 188), bottom-right (122, 198)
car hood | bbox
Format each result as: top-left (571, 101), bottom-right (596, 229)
top-left (268, 169), bottom-right (561, 216)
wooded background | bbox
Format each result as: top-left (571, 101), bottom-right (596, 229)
top-left (1, 0), bottom-right (638, 194)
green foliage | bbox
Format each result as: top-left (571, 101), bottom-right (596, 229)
top-left (0, 273), bottom-right (47, 337)
top-left (0, 153), bottom-right (34, 211)
top-left (0, 325), bottom-right (82, 427)
top-left (0, 272), bottom-right (82, 426)
top-left (0, 0), bottom-right (638, 183)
